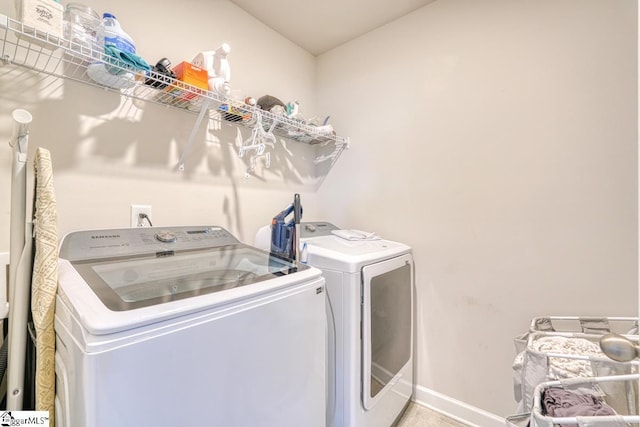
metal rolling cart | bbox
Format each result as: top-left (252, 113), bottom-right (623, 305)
top-left (508, 316), bottom-right (640, 427)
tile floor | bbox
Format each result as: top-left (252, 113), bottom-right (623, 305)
top-left (396, 403), bottom-right (470, 427)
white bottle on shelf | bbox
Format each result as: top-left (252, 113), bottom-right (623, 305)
top-left (100, 12), bottom-right (135, 54)
top-left (87, 12), bottom-right (136, 89)
top-left (192, 43), bottom-right (231, 97)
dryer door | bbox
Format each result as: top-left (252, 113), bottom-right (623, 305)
top-left (361, 253), bottom-right (413, 410)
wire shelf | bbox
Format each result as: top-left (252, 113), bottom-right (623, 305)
top-left (0, 13), bottom-right (349, 164)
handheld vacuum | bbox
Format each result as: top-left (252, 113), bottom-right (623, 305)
top-left (271, 194), bottom-right (302, 261)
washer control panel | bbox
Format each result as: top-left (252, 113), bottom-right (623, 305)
top-left (155, 230), bottom-right (178, 243)
top-left (60, 226), bottom-right (240, 261)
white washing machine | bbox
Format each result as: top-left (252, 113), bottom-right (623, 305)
top-left (300, 222), bottom-right (415, 427)
top-left (55, 225), bottom-right (327, 427)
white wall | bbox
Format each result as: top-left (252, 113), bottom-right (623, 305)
top-left (316, 0), bottom-right (637, 417)
top-left (0, 0), bottom-right (326, 246)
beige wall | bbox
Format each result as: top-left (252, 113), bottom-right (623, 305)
top-left (0, 0), bottom-right (637, 420)
top-left (316, 0), bottom-right (637, 417)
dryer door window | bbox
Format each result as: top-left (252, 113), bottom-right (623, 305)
top-left (361, 253), bottom-right (413, 410)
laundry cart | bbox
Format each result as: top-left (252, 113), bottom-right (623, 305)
top-left (518, 317), bottom-right (639, 341)
top-left (528, 374), bottom-right (639, 427)
top-left (508, 316), bottom-right (639, 426)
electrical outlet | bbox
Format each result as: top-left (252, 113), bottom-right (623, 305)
top-left (130, 205), bottom-right (152, 228)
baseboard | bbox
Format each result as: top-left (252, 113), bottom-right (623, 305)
top-left (413, 385), bottom-right (505, 427)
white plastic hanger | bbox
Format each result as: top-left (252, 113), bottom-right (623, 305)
top-left (239, 110), bottom-right (277, 177)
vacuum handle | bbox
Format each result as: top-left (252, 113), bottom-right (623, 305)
top-left (293, 194), bottom-right (301, 262)
top-left (293, 194), bottom-right (301, 224)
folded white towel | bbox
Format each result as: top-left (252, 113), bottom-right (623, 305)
top-left (331, 229), bottom-right (381, 241)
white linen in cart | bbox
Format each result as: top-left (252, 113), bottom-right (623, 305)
top-left (513, 336), bottom-right (604, 379)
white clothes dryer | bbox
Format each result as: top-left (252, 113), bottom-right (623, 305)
top-left (55, 225), bottom-right (327, 427)
top-left (300, 222), bottom-right (415, 427)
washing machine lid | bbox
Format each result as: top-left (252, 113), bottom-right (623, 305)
top-left (68, 245), bottom-right (307, 311)
top-left (59, 226), bottom-right (313, 311)
top-left (58, 226), bottom-right (323, 336)
top-left (301, 235), bottom-right (411, 272)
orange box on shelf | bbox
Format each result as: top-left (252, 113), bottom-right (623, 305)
top-left (164, 61), bottom-right (208, 101)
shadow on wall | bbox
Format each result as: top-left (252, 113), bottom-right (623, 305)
top-left (0, 69), bottom-right (338, 190)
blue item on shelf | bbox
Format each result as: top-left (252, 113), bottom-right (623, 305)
top-left (103, 44), bottom-right (150, 75)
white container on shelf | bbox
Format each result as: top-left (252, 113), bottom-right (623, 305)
top-left (15, 0), bottom-right (64, 44)
top-left (87, 12), bottom-right (136, 89)
top-left (100, 12), bottom-right (135, 53)
top-left (63, 3), bottom-right (102, 59)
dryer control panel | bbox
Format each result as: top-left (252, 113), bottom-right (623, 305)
top-left (301, 221), bottom-right (339, 238)
top-left (60, 226), bottom-right (239, 261)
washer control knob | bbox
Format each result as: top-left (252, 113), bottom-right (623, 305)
top-left (155, 231), bottom-right (177, 243)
